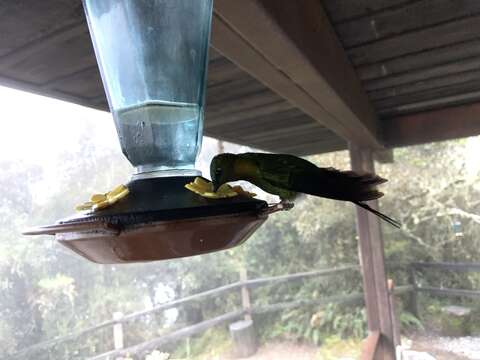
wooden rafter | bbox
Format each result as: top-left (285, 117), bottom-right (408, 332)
top-left (211, 0), bottom-right (382, 149)
top-left (383, 102), bottom-right (480, 147)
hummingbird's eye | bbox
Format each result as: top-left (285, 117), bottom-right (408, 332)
top-left (215, 167), bottom-right (222, 176)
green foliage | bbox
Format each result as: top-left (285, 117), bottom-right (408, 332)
top-left (315, 336), bottom-right (362, 360)
top-left (399, 312), bottom-right (424, 331)
top-left (172, 328), bottom-right (231, 359)
top-left (310, 304), bottom-right (367, 340)
top-left (261, 303), bottom-right (366, 348)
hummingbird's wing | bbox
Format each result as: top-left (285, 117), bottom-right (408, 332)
top-left (241, 153), bottom-right (400, 228)
top-left (242, 153), bottom-right (384, 201)
top-left (241, 153), bottom-right (315, 189)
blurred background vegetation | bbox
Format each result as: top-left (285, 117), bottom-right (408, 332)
top-left (1, 93), bottom-right (480, 359)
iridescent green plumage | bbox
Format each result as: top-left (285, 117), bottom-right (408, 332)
top-left (210, 152), bottom-right (400, 228)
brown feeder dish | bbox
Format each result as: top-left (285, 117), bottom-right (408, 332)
top-left (24, 177), bottom-right (269, 264)
top-left (23, 0), bottom-right (276, 264)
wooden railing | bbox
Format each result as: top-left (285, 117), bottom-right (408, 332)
top-left (9, 265), bottom-right (364, 359)
top-left (9, 261), bottom-right (480, 360)
top-left (412, 262), bottom-right (480, 300)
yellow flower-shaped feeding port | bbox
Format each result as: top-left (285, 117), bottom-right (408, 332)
top-left (75, 184), bottom-right (130, 212)
top-left (185, 177), bottom-right (256, 199)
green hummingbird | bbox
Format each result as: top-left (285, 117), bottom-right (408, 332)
top-left (210, 152), bottom-right (400, 228)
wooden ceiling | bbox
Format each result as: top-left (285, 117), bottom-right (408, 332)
top-left (2, 0), bottom-right (480, 156)
top-left (324, 0), bottom-right (480, 118)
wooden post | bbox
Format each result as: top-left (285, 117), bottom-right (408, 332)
top-left (239, 268), bottom-right (252, 321)
top-left (217, 140), bottom-right (225, 154)
top-left (186, 337), bottom-right (191, 358)
top-left (349, 144), bottom-right (396, 360)
top-left (229, 320), bottom-right (257, 357)
top-left (361, 331), bottom-right (381, 360)
top-left (408, 266), bottom-right (420, 319)
top-left (113, 312), bottom-right (124, 353)
top-left (387, 280), bottom-right (401, 348)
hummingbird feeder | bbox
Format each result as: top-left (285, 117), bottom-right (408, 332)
top-left (24, 0), bottom-right (273, 263)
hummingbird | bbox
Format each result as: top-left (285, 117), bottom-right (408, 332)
top-left (210, 152), bottom-right (400, 228)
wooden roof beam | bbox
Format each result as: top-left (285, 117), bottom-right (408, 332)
top-left (211, 0), bottom-right (382, 149)
top-left (383, 102), bottom-right (480, 148)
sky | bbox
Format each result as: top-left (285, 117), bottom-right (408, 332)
top-left (0, 86), bottom-right (119, 163)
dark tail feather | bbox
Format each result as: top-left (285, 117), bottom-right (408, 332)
top-left (342, 171), bottom-right (388, 186)
top-left (353, 201), bottom-right (401, 228)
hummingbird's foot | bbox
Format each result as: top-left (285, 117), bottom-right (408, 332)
top-left (279, 199), bottom-right (295, 211)
top-left (265, 200), bottom-right (294, 214)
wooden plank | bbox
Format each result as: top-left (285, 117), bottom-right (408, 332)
top-left (349, 146), bottom-right (396, 360)
top-left (50, 66), bottom-right (105, 99)
top-left (379, 90), bottom-right (480, 118)
top-left (211, 0), bottom-right (382, 149)
top-left (206, 109), bottom-right (312, 133)
top-left (112, 312), bottom-right (124, 351)
top-left (357, 39), bottom-right (480, 81)
top-left (90, 95), bottom-right (108, 111)
top-left (273, 138), bottom-right (347, 156)
top-left (207, 78), bottom-right (268, 106)
top-left (337, 0), bottom-right (480, 48)
top-left (387, 280), bottom-right (401, 347)
top-left (407, 268), bottom-right (420, 319)
top-left (413, 262), bottom-right (480, 272)
top-left (361, 331), bottom-right (381, 360)
top-left (206, 100), bottom-right (294, 128)
top-left (251, 129), bottom-right (335, 149)
top-left (0, 1), bottom-right (85, 57)
top-left (394, 285), bottom-right (414, 295)
top-left (239, 269), bottom-right (252, 321)
top-left (348, 15), bottom-right (480, 66)
top-left (383, 102), bottom-right (480, 147)
top-left (207, 91), bottom-right (290, 119)
top-left (418, 286), bottom-right (480, 299)
top-left (245, 266), bottom-right (357, 288)
top-left (322, 0), bottom-right (411, 24)
top-left (368, 69), bottom-right (480, 101)
top-left (0, 23), bottom-right (91, 76)
top-left (206, 57), bottom-right (246, 87)
top-left (240, 123), bottom-right (326, 142)
top-left (374, 81), bottom-right (480, 111)
top-left (210, 134), bottom-right (346, 156)
top-left (208, 47), bottom-right (223, 61)
top-left (364, 57), bottom-right (480, 92)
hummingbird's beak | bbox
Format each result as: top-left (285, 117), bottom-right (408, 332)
top-left (212, 181), bottom-right (220, 192)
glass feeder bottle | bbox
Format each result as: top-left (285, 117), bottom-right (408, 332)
top-left (82, 0), bottom-right (213, 177)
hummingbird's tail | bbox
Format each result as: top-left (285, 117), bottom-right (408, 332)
top-left (339, 171), bottom-right (400, 228)
top-left (352, 201), bottom-right (401, 228)
top-left (290, 166), bottom-right (401, 228)
top-left (320, 170), bottom-right (401, 228)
